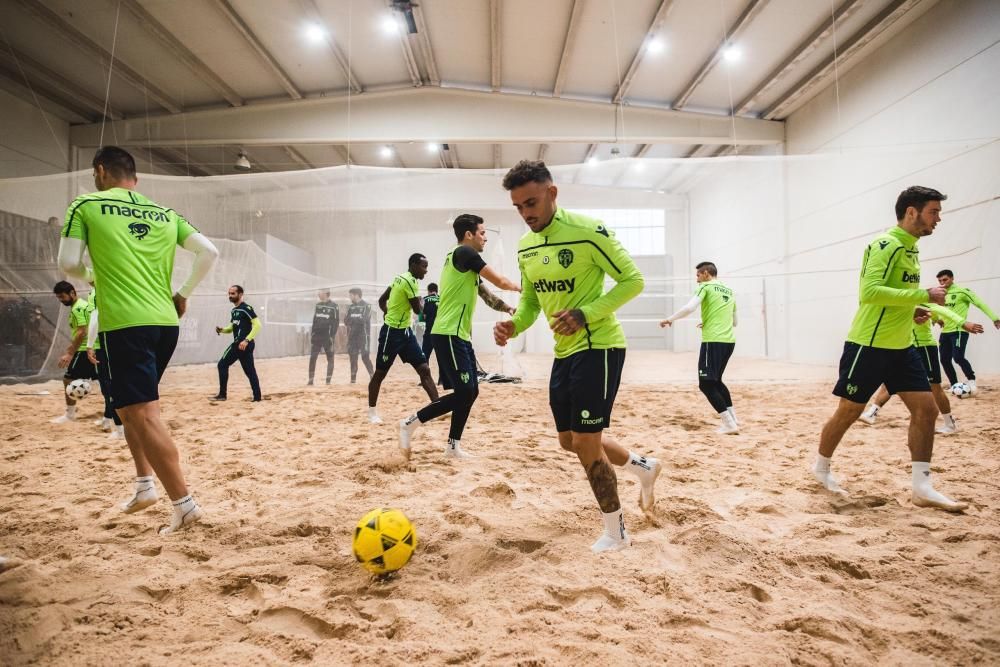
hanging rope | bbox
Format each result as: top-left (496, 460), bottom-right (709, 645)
top-left (98, 0), bottom-right (123, 147)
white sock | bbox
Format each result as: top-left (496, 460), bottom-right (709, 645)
top-left (625, 451), bottom-right (651, 475)
top-left (159, 494), bottom-right (203, 535)
top-left (121, 475), bottom-right (158, 514)
top-left (941, 413), bottom-right (955, 426)
top-left (814, 454), bottom-right (831, 473)
top-left (369, 406), bottom-right (378, 417)
top-left (445, 437), bottom-right (473, 458)
top-left (727, 406), bottom-right (738, 423)
top-left (66, 406), bottom-right (77, 418)
top-left (625, 452), bottom-right (661, 510)
top-left (865, 404), bottom-right (879, 416)
top-left (812, 454), bottom-right (845, 493)
top-left (399, 414), bottom-right (420, 450)
top-left (591, 508), bottom-right (630, 553)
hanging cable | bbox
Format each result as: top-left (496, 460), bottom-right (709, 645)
top-left (98, 0), bottom-right (123, 148)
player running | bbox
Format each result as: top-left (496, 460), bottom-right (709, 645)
top-left (399, 214), bottom-right (519, 460)
top-left (859, 303), bottom-right (983, 433)
top-left (660, 262), bottom-right (739, 434)
top-left (935, 269), bottom-right (999, 394)
top-left (812, 186), bottom-right (967, 512)
top-left (58, 146), bottom-right (219, 534)
top-left (50, 281), bottom-right (99, 424)
top-left (367, 254), bottom-right (439, 424)
top-left (212, 285), bottom-right (262, 402)
top-left (494, 160), bottom-right (663, 554)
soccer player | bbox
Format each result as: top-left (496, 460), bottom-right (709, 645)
top-left (84, 291), bottom-right (124, 438)
top-left (58, 145), bottom-right (219, 534)
top-left (660, 262), bottom-right (739, 434)
top-left (213, 285), bottom-right (262, 402)
top-left (50, 281), bottom-right (99, 424)
top-left (367, 254), bottom-right (439, 424)
top-left (399, 214), bottom-right (520, 460)
top-left (936, 269), bottom-right (999, 394)
top-left (493, 160), bottom-right (663, 554)
top-left (812, 186), bottom-right (967, 512)
top-left (420, 282), bottom-right (440, 367)
top-left (307, 289), bottom-right (339, 385)
top-left (859, 304), bottom-right (983, 433)
top-left (345, 287), bottom-right (375, 384)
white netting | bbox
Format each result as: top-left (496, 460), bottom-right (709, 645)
top-left (1, 143), bottom-right (998, 382)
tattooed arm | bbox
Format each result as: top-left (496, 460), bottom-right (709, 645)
top-left (478, 283), bottom-right (515, 314)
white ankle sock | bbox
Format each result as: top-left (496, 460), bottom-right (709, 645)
top-left (814, 454), bottom-right (831, 473)
top-left (121, 476), bottom-right (158, 514)
top-left (159, 494), bottom-right (203, 535)
top-left (591, 508), bottom-right (630, 553)
top-left (399, 414), bottom-right (420, 450)
top-left (66, 406), bottom-right (77, 418)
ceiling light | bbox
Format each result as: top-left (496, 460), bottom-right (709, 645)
top-left (723, 45), bottom-right (741, 62)
top-left (380, 146), bottom-right (393, 159)
top-left (381, 15), bottom-right (400, 35)
top-left (304, 23), bottom-right (326, 43)
top-left (646, 38), bottom-right (664, 54)
top-left (234, 151), bottom-right (251, 171)
top-left (634, 161), bottom-right (645, 172)
top-left (426, 143), bottom-right (439, 153)
top-left (586, 156), bottom-right (599, 166)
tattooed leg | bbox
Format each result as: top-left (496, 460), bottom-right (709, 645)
top-left (574, 431), bottom-right (621, 513)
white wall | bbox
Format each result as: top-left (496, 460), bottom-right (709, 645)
top-left (689, 0), bottom-right (1000, 374)
top-left (0, 88), bottom-right (70, 178)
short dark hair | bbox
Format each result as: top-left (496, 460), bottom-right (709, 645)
top-left (936, 269), bottom-right (954, 279)
top-left (53, 280), bottom-right (75, 295)
top-left (695, 262), bottom-right (718, 277)
top-left (92, 146), bottom-right (137, 180)
top-left (427, 283), bottom-right (438, 293)
top-left (319, 288), bottom-right (330, 297)
top-left (408, 253), bottom-right (427, 267)
top-left (349, 287), bottom-right (362, 296)
top-left (502, 160), bottom-right (552, 191)
top-left (895, 186), bottom-right (946, 221)
top-left (231, 284), bottom-right (244, 295)
top-left (453, 214), bottom-right (484, 241)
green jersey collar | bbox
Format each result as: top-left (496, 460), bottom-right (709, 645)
top-left (887, 224), bottom-right (919, 249)
top-left (537, 208), bottom-right (566, 238)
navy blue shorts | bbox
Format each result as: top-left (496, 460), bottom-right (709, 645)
top-left (916, 344), bottom-right (942, 385)
top-left (550, 348), bottom-right (625, 433)
top-left (832, 342), bottom-right (929, 404)
top-left (64, 351), bottom-right (98, 381)
top-left (375, 325), bottom-right (425, 371)
top-left (100, 325), bottom-right (178, 409)
top-left (433, 334), bottom-right (478, 392)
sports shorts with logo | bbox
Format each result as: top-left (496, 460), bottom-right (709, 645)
top-left (100, 325), bottom-right (179, 409)
top-left (549, 348), bottom-right (625, 433)
top-left (833, 341), bottom-right (929, 404)
top-left (698, 342), bottom-right (735, 382)
top-left (915, 344), bottom-right (942, 385)
top-left (64, 351), bottom-right (99, 381)
top-left (432, 334), bottom-right (478, 393)
top-left (375, 325), bottom-right (426, 371)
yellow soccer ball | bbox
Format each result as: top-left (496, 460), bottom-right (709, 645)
top-left (352, 508), bottom-right (417, 575)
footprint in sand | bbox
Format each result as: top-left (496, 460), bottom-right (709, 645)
top-left (255, 606), bottom-right (354, 640)
top-left (495, 538), bottom-right (545, 554)
top-left (470, 482), bottom-right (516, 505)
top-left (545, 585), bottom-right (625, 610)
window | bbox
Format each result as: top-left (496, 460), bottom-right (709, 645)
top-left (576, 209), bottom-right (665, 256)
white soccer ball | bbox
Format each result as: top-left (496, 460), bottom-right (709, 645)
top-left (951, 382), bottom-right (971, 399)
top-left (66, 379), bottom-right (91, 400)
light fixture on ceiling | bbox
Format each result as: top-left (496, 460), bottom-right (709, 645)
top-left (304, 23), bottom-right (326, 43)
top-left (380, 146), bottom-right (394, 159)
top-left (381, 15), bottom-right (400, 35)
top-left (234, 151), bottom-right (252, 171)
top-left (723, 45), bottom-right (741, 62)
top-left (586, 156), bottom-right (599, 166)
top-left (646, 38), bottom-right (664, 54)
top-left (426, 142), bottom-right (439, 152)
top-left (390, 1), bottom-right (419, 34)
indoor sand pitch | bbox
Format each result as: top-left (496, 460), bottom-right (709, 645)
top-left (1, 351), bottom-right (997, 665)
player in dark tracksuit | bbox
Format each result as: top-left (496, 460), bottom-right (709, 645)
top-left (421, 283), bottom-right (441, 383)
top-left (345, 287), bottom-right (375, 384)
top-left (212, 285), bottom-right (262, 402)
top-left (308, 289), bottom-right (339, 385)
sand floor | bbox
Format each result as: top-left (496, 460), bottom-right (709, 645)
top-left (1, 351), bottom-right (998, 665)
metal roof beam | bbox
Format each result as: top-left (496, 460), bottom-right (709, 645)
top-left (674, 0), bottom-right (770, 109)
top-left (552, 0), bottom-right (585, 97)
top-left (761, 0), bottom-right (919, 119)
top-left (120, 0), bottom-right (243, 107)
top-left (0, 46), bottom-right (120, 121)
top-left (490, 0), bottom-right (502, 91)
top-left (71, 87), bottom-right (784, 148)
top-left (16, 0), bottom-right (183, 114)
top-left (410, 4), bottom-right (440, 86)
top-left (301, 0), bottom-right (362, 94)
top-left (734, 0), bottom-right (864, 116)
top-left (613, 0), bottom-right (678, 104)
top-left (211, 0), bottom-right (302, 100)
